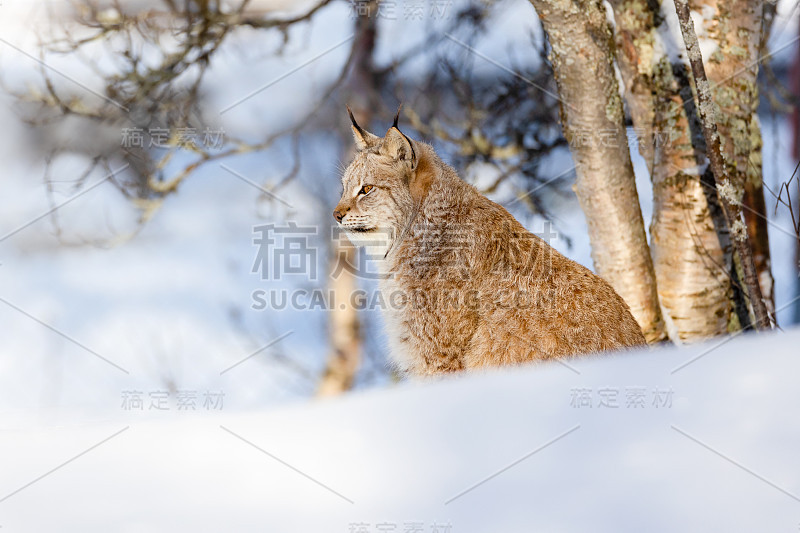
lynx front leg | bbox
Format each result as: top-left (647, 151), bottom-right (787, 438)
top-left (400, 304), bottom-right (477, 375)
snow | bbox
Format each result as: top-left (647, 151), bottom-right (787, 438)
top-left (1, 328), bottom-right (800, 531)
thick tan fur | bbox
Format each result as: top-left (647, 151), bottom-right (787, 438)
top-left (335, 118), bottom-right (646, 377)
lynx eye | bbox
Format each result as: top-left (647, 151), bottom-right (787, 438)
top-left (358, 185), bottom-right (374, 195)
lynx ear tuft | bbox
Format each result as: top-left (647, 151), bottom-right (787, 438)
top-left (392, 103), bottom-right (402, 129)
top-left (347, 104), bottom-right (379, 151)
top-left (382, 126), bottom-right (416, 168)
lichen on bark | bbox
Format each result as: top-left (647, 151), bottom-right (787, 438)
top-left (692, 0), bottom-right (775, 322)
top-left (610, 0), bottom-right (734, 341)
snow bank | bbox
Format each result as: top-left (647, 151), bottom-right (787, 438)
top-left (1, 328), bottom-right (799, 532)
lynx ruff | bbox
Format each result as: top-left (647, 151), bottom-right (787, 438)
top-left (334, 108), bottom-right (646, 377)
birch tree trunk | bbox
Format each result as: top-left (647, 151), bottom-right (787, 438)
top-left (743, 117), bottom-right (774, 317)
top-left (673, 0), bottom-right (772, 330)
top-left (528, 0), bottom-right (666, 342)
top-left (319, 242), bottom-right (361, 395)
top-left (318, 1), bottom-right (379, 395)
top-left (692, 0), bottom-right (775, 321)
top-left (609, 0), bottom-right (734, 341)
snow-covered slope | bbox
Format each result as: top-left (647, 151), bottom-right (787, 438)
top-left (1, 328), bottom-right (799, 532)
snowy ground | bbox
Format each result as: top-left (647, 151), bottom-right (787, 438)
top-left (1, 328), bottom-right (800, 532)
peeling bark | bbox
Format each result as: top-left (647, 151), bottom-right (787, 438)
top-left (610, 0), bottom-right (733, 341)
top-left (528, 0), bottom-right (666, 342)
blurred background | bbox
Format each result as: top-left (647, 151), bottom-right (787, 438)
top-left (0, 0), bottom-right (798, 418)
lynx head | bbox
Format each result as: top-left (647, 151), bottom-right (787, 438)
top-left (334, 106), bottom-right (421, 255)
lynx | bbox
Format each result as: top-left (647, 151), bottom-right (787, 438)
top-left (334, 107), bottom-right (646, 376)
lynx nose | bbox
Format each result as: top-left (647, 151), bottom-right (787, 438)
top-left (333, 207), bottom-right (348, 223)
